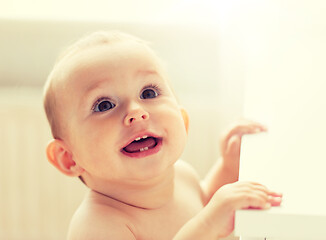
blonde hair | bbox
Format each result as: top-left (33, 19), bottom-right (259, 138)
top-left (43, 31), bottom-right (154, 139)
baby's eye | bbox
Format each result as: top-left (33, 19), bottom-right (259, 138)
top-left (140, 88), bottom-right (158, 99)
top-left (93, 99), bottom-right (116, 112)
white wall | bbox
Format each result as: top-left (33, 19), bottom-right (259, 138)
top-left (0, 0), bottom-right (176, 22)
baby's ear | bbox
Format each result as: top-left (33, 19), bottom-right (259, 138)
top-left (46, 139), bottom-right (84, 177)
top-left (180, 107), bottom-right (189, 133)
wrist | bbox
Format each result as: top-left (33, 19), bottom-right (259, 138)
top-left (196, 207), bottom-right (220, 239)
top-left (199, 199), bottom-right (234, 239)
top-left (219, 158), bottom-right (239, 182)
top-left (174, 209), bottom-right (218, 240)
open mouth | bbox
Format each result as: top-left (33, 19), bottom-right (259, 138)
top-left (121, 135), bottom-right (162, 157)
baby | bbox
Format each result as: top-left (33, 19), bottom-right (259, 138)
top-left (43, 31), bottom-right (282, 240)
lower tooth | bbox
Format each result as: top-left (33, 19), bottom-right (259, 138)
top-left (140, 147), bottom-right (148, 152)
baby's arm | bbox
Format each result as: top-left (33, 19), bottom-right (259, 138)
top-left (201, 120), bottom-right (267, 203)
top-left (174, 181), bottom-right (282, 239)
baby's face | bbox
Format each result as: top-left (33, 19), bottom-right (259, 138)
top-left (55, 42), bottom-right (188, 182)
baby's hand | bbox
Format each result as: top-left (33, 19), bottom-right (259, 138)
top-left (220, 119), bottom-right (267, 170)
top-left (203, 181), bottom-right (282, 238)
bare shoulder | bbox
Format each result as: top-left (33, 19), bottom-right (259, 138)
top-left (174, 160), bottom-right (203, 191)
top-left (67, 195), bottom-right (136, 240)
top-left (175, 159), bottom-right (205, 204)
top-left (175, 159), bottom-right (201, 182)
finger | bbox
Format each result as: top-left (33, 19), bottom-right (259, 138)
top-left (231, 122), bottom-right (267, 135)
top-left (229, 119), bottom-right (267, 132)
top-left (221, 121), bottom-right (267, 145)
top-left (237, 192), bottom-right (271, 210)
top-left (240, 182), bottom-right (274, 202)
top-left (268, 195), bottom-right (283, 206)
top-left (232, 181), bottom-right (282, 208)
top-left (248, 184), bottom-right (283, 202)
top-left (250, 183), bottom-right (272, 194)
top-left (229, 183), bottom-right (269, 209)
top-left (238, 181), bottom-right (270, 192)
top-left (268, 191), bottom-right (283, 197)
top-left (245, 182), bottom-right (283, 206)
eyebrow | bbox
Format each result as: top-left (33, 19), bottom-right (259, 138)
top-left (81, 78), bottom-right (110, 110)
top-left (86, 70), bottom-right (158, 91)
top-left (137, 69), bottom-right (159, 77)
top-left (85, 78), bottom-right (109, 95)
top-left (84, 70), bottom-right (160, 101)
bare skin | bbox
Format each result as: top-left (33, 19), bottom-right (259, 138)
top-left (68, 160), bottom-right (204, 240)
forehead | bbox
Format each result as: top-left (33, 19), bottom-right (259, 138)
top-left (58, 41), bottom-right (163, 86)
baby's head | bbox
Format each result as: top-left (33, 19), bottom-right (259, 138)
top-left (43, 31), bottom-right (189, 186)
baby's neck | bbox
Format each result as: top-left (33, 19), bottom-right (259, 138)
top-left (86, 167), bottom-right (175, 209)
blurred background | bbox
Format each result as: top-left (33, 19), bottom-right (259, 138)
top-left (1, 0), bottom-right (326, 239)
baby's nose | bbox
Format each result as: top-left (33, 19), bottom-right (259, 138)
top-left (123, 104), bottom-right (149, 126)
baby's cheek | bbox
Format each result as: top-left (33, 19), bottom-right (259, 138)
top-left (167, 111), bottom-right (188, 149)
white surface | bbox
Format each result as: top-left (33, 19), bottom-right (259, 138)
top-left (234, 2), bottom-right (326, 239)
top-left (236, 207), bottom-right (326, 239)
top-left (235, 130), bottom-right (326, 239)
top-left (239, 132), bottom-right (326, 216)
